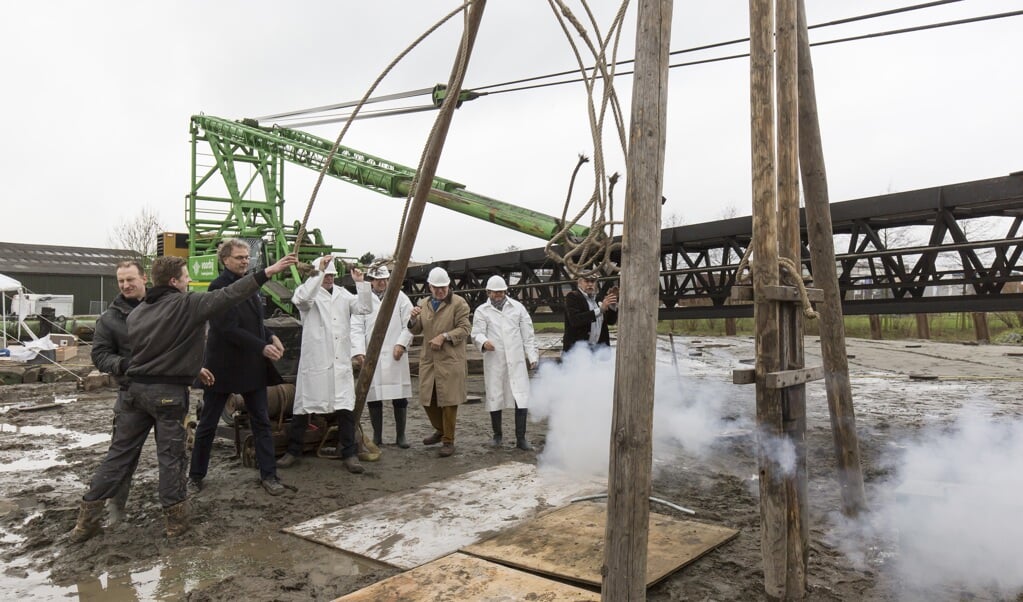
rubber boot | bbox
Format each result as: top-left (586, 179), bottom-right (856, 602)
top-left (164, 500), bottom-right (190, 538)
top-left (488, 411), bottom-right (503, 447)
top-left (69, 499), bottom-right (106, 543)
top-left (368, 403), bottom-right (384, 447)
top-left (515, 408), bottom-right (533, 451)
top-left (393, 405), bottom-right (410, 449)
top-left (106, 475), bottom-right (131, 526)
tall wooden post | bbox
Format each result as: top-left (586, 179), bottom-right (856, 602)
top-left (776, 0), bottom-right (808, 596)
top-left (352, 0), bottom-right (487, 427)
top-left (795, 0), bottom-right (867, 516)
top-left (602, 0), bottom-right (673, 599)
top-left (749, 0), bottom-right (788, 598)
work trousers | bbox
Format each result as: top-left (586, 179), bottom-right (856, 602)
top-left (191, 388), bottom-right (276, 481)
top-left (109, 390), bottom-right (139, 509)
top-left (83, 383), bottom-right (189, 508)
top-left (286, 409), bottom-right (357, 459)
top-left (423, 389), bottom-right (458, 445)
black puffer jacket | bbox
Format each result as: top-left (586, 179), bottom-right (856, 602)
top-left (90, 294), bottom-right (140, 386)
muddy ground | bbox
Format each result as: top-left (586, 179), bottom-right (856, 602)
top-left (2, 335), bottom-right (1022, 601)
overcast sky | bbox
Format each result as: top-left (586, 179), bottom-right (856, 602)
top-left (1, 1), bottom-right (1020, 264)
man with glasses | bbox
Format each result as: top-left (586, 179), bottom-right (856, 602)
top-left (189, 239), bottom-right (289, 496)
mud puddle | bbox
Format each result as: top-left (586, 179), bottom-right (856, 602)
top-left (4, 531), bottom-right (383, 601)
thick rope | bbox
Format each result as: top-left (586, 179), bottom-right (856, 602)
top-left (543, 0), bottom-right (631, 279)
top-left (393, 2), bottom-right (475, 261)
top-left (291, 1), bottom-right (472, 259)
top-left (735, 246), bottom-right (819, 319)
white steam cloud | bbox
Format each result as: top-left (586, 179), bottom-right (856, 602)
top-left (528, 341), bottom-right (752, 479)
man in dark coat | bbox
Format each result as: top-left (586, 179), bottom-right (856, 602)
top-left (189, 239), bottom-right (288, 496)
top-left (89, 260), bottom-right (147, 525)
top-left (562, 274), bottom-right (618, 353)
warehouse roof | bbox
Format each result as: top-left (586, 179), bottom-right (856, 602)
top-left (0, 241), bottom-right (137, 277)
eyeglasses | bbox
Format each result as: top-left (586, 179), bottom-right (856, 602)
top-left (231, 255), bottom-right (251, 261)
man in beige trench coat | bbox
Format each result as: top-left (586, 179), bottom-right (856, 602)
top-left (409, 267), bottom-right (471, 457)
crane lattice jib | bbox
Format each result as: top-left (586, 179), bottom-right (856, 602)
top-left (191, 115), bottom-right (590, 241)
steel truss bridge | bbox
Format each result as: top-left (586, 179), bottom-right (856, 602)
top-left (402, 175), bottom-right (1023, 321)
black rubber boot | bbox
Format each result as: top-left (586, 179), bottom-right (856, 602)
top-left (393, 405), bottom-right (410, 449)
top-left (515, 408), bottom-right (533, 451)
top-left (489, 410), bottom-right (503, 447)
top-left (368, 402), bottom-right (384, 446)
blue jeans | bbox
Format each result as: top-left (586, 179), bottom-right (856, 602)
top-left (190, 388), bottom-right (277, 481)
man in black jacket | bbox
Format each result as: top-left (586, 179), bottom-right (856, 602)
top-left (189, 239), bottom-right (287, 496)
top-left (69, 252), bottom-right (297, 543)
top-left (562, 274), bottom-right (618, 353)
top-left (89, 260), bottom-right (147, 526)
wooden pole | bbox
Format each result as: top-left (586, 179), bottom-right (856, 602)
top-left (601, 0), bottom-right (673, 599)
top-left (869, 314), bottom-right (882, 340)
top-left (973, 312), bottom-right (990, 343)
top-left (915, 314), bottom-right (930, 339)
top-left (795, 0), bottom-right (867, 517)
top-left (352, 0), bottom-right (487, 427)
top-left (776, 0), bottom-right (807, 596)
top-left (749, 0), bottom-right (787, 598)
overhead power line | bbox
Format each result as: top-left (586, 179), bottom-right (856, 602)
top-left (258, 3), bottom-right (1020, 126)
top-left (483, 9), bottom-right (1023, 97)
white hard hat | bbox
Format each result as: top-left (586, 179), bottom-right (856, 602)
top-left (319, 256), bottom-right (338, 275)
top-left (427, 266), bottom-right (450, 287)
top-left (485, 275), bottom-right (508, 291)
top-left (367, 265), bottom-right (390, 280)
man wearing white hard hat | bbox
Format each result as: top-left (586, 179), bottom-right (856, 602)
top-left (278, 256), bottom-right (372, 473)
top-left (351, 265), bottom-right (414, 448)
top-left (408, 266), bottom-right (471, 457)
top-left (471, 275), bottom-right (539, 450)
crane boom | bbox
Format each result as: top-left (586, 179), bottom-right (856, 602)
top-left (191, 115), bottom-right (588, 241)
top-left (186, 114), bottom-right (589, 314)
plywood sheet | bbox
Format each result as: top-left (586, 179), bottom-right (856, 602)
top-left (335, 552), bottom-right (599, 601)
top-left (463, 501), bottom-right (739, 588)
top-left (285, 462), bottom-right (599, 569)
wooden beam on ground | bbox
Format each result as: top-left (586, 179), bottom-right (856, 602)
top-left (602, 1), bottom-right (673, 599)
top-left (796, 0), bottom-right (867, 517)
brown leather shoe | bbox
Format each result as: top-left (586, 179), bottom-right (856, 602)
top-left (438, 443), bottom-right (455, 457)
top-left (422, 431), bottom-right (443, 446)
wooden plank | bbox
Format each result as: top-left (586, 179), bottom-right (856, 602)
top-left (335, 552), bottom-right (600, 601)
top-left (733, 368), bottom-right (756, 385)
top-left (766, 366), bottom-right (824, 389)
top-left (731, 284), bottom-right (823, 303)
top-left (284, 462), bottom-right (598, 569)
top-left (463, 501), bottom-right (738, 589)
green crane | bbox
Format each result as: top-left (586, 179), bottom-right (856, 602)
top-left (187, 114), bottom-right (588, 314)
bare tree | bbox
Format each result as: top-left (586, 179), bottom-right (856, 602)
top-left (108, 206), bottom-right (164, 271)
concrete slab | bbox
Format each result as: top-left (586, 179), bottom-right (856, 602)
top-left (284, 462), bottom-right (599, 569)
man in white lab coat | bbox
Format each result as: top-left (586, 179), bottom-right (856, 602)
top-left (471, 275), bottom-right (539, 451)
top-left (278, 256), bottom-right (372, 473)
top-left (351, 265), bottom-right (414, 448)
